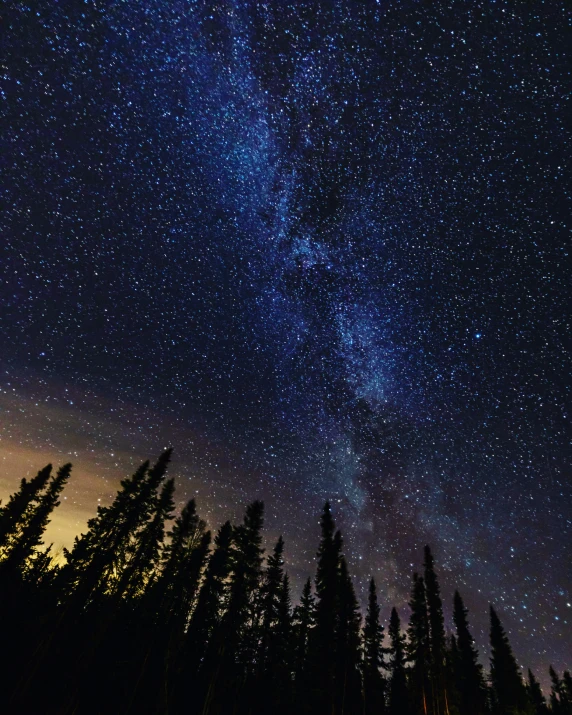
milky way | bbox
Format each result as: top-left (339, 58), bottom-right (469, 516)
top-left (1, 0), bottom-right (570, 681)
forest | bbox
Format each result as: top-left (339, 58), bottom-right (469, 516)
top-left (0, 450), bottom-right (569, 715)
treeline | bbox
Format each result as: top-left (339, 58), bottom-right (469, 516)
top-left (0, 451), bottom-right (569, 715)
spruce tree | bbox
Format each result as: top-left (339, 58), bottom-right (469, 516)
top-left (114, 477), bottom-right (176, 600)
top-left (263, 573), bottom-right (293, 714)
top-left (489, 606), bottom-right (531, 715)
top-left (453, 590), bottom-right (488, 715)
top-left (527, 670), bottom-right (548, 715)
top-left (549, 666), bottom-right (572, 715)
top-left (388, 606), bottom-right (410, 715)
top-left (408, 573), bottom-right (431, 715)
top-left (61, 450), bottom-right (171, 603)
top-left (155, 498), bottom-right (207, 618)
top-left (424, 546), bottom-right (449, 715)
top-left (335, 557), bottom-right (362, 715)
top-left (292, 577), bottom-right (316, 711)
top-left (186, 520), bottom-right (234, 657)
top-left (0, 464), bottom-right (52, 553)
top-left (363, 577), bottom-right (386, 714)
top-left (259, 536), bottom-right (287, 669)
top-left (1, 463), bottom-right (72, 573)
top-left (311, 502), bottom-right (343, 713)
top-left (201, 501), bottom-right (265, 715)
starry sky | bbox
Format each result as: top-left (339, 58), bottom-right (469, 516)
top-left (1, 0), bottom-right (570, 683)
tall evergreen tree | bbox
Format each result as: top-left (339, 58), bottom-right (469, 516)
top-left (311, 502), bottom-right (343, 714)
top-left (292, 577), bottom-right (316, 711)
top-left (1, 463), bottom-right (72, 573)
top-left (0, 464), bottom-right (52, 553)
top-left (334, 557), bottom-right (362, 715)
top-left (61, 451), bottom-right (172, 603)
top-left (408, 573), bottom-right (431, 715)
top-left (201, 501), bottom-right (265, 715)
top-left (262, 573), bottom-right (293, 715)
top-left (184, 520), bottom-right (234, 667)
top-left (388, 607), bottom-right (410, 715)
top-left (526, 670), bottom-right (549, 715)
top-left (174, 520), bottom-right (233, 714)
top-left (424, 546), bottom-right (449, 715)
top-left (363, 577), bottom-right (386, 715)
top-left (453, 590), bottom-right (488, 715)
top-left (564, 673), bottom-right (572, 713)
top-left (549, 666), bottom-right (572, 715)
top-left (155, 497), bottom-right (207, 619)
top-left (257, 536), bottom-right (287, 670)
top-left (489, 606), bottom-right (532, 715)
top-left (114, 477), bottom-right (176, 600)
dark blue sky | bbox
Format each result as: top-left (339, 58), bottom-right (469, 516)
top-left (1, 0), bottom-right (570, 681)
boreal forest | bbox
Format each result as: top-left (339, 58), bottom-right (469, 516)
top-left (0, 451), bottom-right (569, 715)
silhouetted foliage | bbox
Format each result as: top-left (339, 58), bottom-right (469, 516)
top-left (489, 605), bottom-right (533, 715)
top-left (0, 452), bottom-right (562, 715)
top-left (453, 590), bottom-right (488, 715)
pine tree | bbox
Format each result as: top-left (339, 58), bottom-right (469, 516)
top-left (388, 606), bottom-right (410, 715)
top-left (259, 536), bottom-right (287, 668)
top-left (424, 546), bottom-right (449, 715)
top-left (0, 464), bottom-right (52, 553)
top-left (292, 577), bottom-right (316, 711)
top-left (453, 590), bottom-right (488, 715)
top-left (363, 577), bottom-right (386, 714)
top-left (185, 520), bottom-right (234, 666)
top-left (61, 450), bottom-right (171, 603)
top-left (155, 498), bottom-right (207, 616)
top-left (114, 477), bottom-right (176, 600)
top-left (201, 501), bottom-right (265, 715)
top-left (1, 463), bottom-right (72, 573)
top-left (549, 666), bottom-right (572, 715)
top-left (311, 502), bottom-right (343, 714)
top-left (334, 557), bottom-right (362, 715)
top-left (564, 673), bottom-right (572, 713)
top-left (489, 606), bottom-right (532, 715)
top-left (263, 573), bottom-right (293, 714)
top-left (408, 573), bottom-right (431, 715)
top-left (526, 670), bottom-right (548, 715)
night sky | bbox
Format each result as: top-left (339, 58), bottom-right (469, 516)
top-left (1, 0), bottom-right (570, 683)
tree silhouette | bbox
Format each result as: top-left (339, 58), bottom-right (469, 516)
top-left (489, 606), bottom-right (532, 715)
top-left (0, 452), bottom-right (566, 715)
top-left (388, 606), bottom-right (410, 715)
top-left (362, 577), bottom-right (386, 714)
top-left (453, 590), bottom-right (488, 715)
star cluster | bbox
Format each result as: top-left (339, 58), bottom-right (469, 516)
top-left (1, 0), bottom-right (570, 681)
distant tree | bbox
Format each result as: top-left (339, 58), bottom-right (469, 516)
top-left (407, 573), bottom-right (431, 715)
top-left (362, 577), bottom-right (386, 714)
top-left (489, 606), bottom-right (532, 715)
top-left (388, 606), bottom-right (410, 715)
top-left (526, 669), bottom-right (549, 715)
top-left (453, 590), bottom-right (488, 715)
top-left (0, 464), bottom-right (52, 553)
